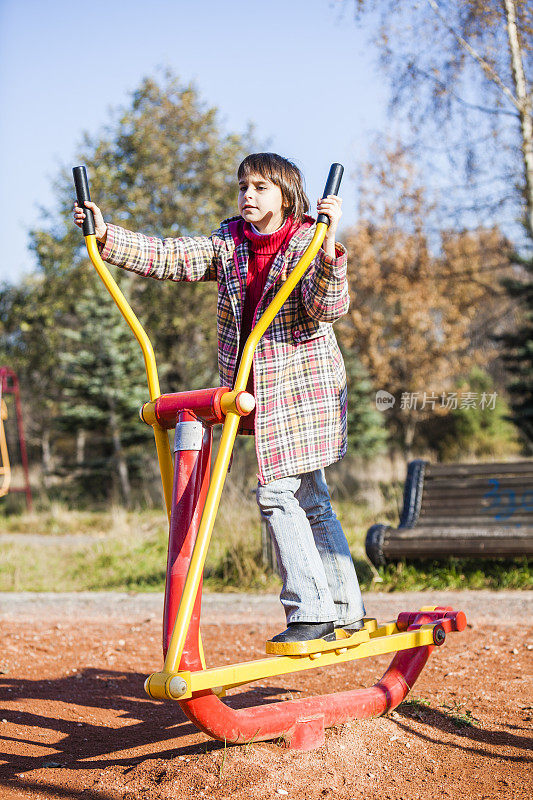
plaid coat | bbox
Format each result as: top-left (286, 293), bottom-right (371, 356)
top-left (99, 216), bottom-right (349, 484)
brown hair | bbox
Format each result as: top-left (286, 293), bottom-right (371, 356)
top-left (237, 153), bottom-right (310, 223)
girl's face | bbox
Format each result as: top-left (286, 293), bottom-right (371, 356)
top-left (238, 172), bottom-right (284, 233)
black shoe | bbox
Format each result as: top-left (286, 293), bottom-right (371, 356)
top-left (268, 621), bottom-right (336, 644)
top-left (336, 619), bottom-right (365, 634)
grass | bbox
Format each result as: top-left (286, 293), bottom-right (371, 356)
top-left (219, 739), bottom-right (228, 779)
top-left (398, 696), bottom-right (480, 727)
top-left (440, 700), bottom-right (480, 728)
top-left (0, 488), bottom-right (270, 593)
top-left (375, 557), bottom-right (533, 591)
top-left (0, 493), bottom-right (531, 592)
top-left (401, 696), bottom-right (431, 710)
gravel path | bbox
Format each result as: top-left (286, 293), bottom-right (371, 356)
top-left (1, 590), bottom-right (531, 625)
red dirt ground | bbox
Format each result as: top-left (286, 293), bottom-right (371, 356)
top-left (0, 597), bottom-right (532, 800)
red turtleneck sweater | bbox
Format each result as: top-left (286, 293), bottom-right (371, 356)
top-left (237, 216), bottom-right (299, 432)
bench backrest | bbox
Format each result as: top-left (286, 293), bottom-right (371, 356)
top-left (400, 460), bottom-right (533, 529)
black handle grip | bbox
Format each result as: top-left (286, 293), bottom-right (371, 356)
top-left (72, 165), bottom-right (96, 236)
top-left (317, 162), bottom-right (344, 226)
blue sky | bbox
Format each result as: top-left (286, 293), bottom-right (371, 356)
top-left (0, 0), bottom-right (391, 284)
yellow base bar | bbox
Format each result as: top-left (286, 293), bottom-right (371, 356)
top-left (145, 620), bottom-right (437, 701)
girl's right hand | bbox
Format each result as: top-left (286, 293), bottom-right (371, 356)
top-left (73, 200), bottom-right (108, 244)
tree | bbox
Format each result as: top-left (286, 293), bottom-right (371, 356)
top-left (433, 367), bottom-right (521, 459)
top-left (0, 265), bottom-right (90, 480)
top-left (44, 70), bottom-right (255, 392)
top-left (340, 344), bottom-right (389, 457)
top-left (341, 1), bottom-right (532, 239)
top-left (338, 145), bottom-right (516, 454)
top-left (14, 70), bottom-right (254, 501)
top-left (498, 250), bottom-right (533, 447)
top-left (57, 281), bottom-right (150, 505)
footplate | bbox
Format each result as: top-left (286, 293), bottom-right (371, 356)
top-left (265, 619), bottom-right (377, 656)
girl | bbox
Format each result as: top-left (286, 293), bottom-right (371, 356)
top-left (74, 152), bottom-right (366, 646)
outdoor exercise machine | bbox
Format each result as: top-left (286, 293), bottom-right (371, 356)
top-left (73, 164), bottom-right (466, 750)
top-left (0, 367), bottom-right (32, 511)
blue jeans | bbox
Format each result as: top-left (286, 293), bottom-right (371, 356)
top-left (256, 468), bottom-right (366, 626)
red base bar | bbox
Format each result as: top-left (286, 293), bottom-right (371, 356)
top-left (177, 612), bottom-right (437, 746)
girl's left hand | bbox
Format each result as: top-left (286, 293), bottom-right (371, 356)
top-left (317, 194), bottom-right (343, 235)
top-left (317, 195), bottom-right (342, 257)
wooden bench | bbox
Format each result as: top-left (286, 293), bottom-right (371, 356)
top-left (365, 460), bottom-right (533, 566)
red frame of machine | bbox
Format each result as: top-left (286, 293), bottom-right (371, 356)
top-left (160, 388), bottom-right (466, 748)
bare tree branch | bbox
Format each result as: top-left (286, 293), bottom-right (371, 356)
top-left (413, 65), bottom-right (517, 116)
top-left (426, 0), bottom-right (520, 109)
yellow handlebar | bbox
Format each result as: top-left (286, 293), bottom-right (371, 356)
top-left (85, 237), bottom-right (160, 399)
top-left (84, 235), bottom-right (174, 520)
top-left (78, 188), bottom-right (329, 675)
top-left (163, 221), bottom-right (329, 674)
